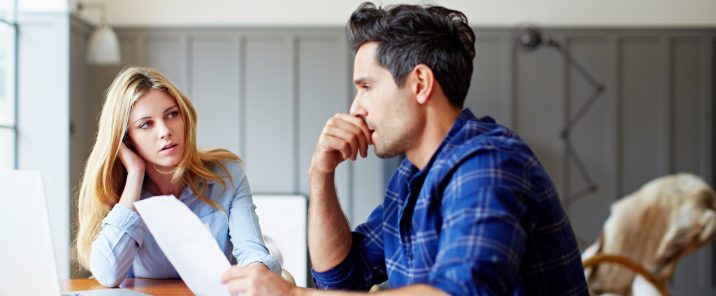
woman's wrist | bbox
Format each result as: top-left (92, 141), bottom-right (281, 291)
top-left (125, 167), bottom-right (145, 179)
top-left (118, 171), bottom-right (144, 210)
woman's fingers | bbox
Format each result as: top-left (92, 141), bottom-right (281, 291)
top-left (118, 142), bottom-right (146, 174)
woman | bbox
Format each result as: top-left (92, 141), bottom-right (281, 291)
top-left (75, 67), bottom-right (279, 287)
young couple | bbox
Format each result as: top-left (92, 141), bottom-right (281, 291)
top-left (76, 2), bottom-right (587, 295)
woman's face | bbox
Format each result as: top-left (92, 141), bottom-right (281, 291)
top-left (126, 89), bottom-right (186, 169)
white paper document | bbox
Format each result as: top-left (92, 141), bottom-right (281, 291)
top-left (134, 196), bottom-right (231, 296)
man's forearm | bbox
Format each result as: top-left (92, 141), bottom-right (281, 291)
top-left (308, 171), bottom-right (353, 272)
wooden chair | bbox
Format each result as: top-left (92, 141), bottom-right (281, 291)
top-left (582, 173), bottom-right (716, 295)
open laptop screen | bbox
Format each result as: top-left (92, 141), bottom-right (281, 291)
top-left (0, 171), bottom-right (63, 295)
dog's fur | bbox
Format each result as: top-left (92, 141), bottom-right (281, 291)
top-left (583, 173), bottom-right (716, 295)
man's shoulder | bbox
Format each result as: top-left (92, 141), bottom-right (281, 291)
top-left (426, 116), bottom-right (545, 193)
top-left (437, 118), bottom-right (535, 171)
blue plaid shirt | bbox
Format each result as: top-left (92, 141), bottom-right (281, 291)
top-left (312, 109), bottom-right (588, 295)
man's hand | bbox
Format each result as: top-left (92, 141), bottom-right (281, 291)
top-left (222, 262), bottom-right (296, 296)
top-left (309, 114), bottom-right (372, 175)
top-left (306, 114), bottom-right (367, 272)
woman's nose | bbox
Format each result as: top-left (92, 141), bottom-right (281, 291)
top-left (157, 121), bottom-right (172, 139)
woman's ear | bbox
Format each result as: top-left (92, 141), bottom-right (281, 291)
top-left (412, 64), bottom-right (434, 105)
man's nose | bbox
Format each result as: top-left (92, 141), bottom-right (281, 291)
top-left (349, 95), bottom-right (365, 117)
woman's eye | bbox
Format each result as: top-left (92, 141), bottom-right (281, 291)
top-left (138, 121), bottom-right (151, 129)
top-left (167, 111), bottom-right (179, 119)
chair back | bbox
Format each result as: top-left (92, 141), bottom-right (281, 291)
top-left (253, 195), bottom-right (308, 287)
top-left (583, 173), bottom-right (716, 295)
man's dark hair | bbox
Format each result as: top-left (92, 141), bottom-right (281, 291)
top-left (347, 2), bottom-right (476, 108)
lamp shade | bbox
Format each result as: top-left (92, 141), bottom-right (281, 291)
top-left (87, 25), bottom-right (120, 65)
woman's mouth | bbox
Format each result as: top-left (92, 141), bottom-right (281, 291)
top-left (160, 143), bottom-right (178, 153)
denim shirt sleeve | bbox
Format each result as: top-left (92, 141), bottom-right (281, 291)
top-left (311, 204), bottom-right (387, 290)
top-left (428, 154), bottom-right (528, 295)
top-left (226, 163), bottom-right (281, 274)
top-left (89, 203), bottom-right (147, 287)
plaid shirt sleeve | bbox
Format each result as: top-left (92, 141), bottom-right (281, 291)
top-left (429, 151), bottom-right (529, 295)
top-left (311, 204), bottom-right (388, 290)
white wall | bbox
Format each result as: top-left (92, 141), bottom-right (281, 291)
top-left (19, 0), bottom-right (67, 12)
top-left (13, 0), bottom-right (72, 280)
top-left (71, 0), bottom-right (716, 27)
top-left (17, 12), bottom-right (71, 279)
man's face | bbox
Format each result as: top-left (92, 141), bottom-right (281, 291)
top-left (350, 42), bottom-right (421, 158)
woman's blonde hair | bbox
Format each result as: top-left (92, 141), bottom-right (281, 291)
top-left (75, 67), bottom-right (239, 270)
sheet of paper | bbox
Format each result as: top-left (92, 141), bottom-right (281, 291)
top-left (134, 195), bottom-right (231, 296)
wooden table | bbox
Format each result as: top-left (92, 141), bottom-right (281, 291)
top-left (62, 278), bottom-right (193, 296)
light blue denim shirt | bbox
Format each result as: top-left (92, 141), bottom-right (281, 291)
top-left (89, 160), bottom-right (280, 287)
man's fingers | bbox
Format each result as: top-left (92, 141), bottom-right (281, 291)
top-left (324, 135), bottom-right (352, 160)
top-left (321, 129), bottom-right (353, 160)
top-left (357, 128), bottom-right (368, 158)
top-left (340, 114), bottom-right (372, 157)
top-left (338, 113), bottom-right (373, 147)
top-left (327, 114), bottom-right (370, 143)
top-left (347, 121), bottom-right (368, 159)
top-left (333, 128), bottom-right (359, 160)
top-left (226, 277), bottom-right (248, 296)
top-left (323, 116), bottom-right (370, 160)
top-left (221, 266), bottom-right (247, 284)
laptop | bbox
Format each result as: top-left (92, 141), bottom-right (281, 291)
top-left (0, 170), bottom-right (65, 295)
top-left (0, 171), bottom-right (148, 296)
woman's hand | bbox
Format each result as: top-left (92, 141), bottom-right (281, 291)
top-left (118, 142), bottom-right (145, 175)
top-left (117, 142), bottom-right (146, 211)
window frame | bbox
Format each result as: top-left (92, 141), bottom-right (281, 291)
top-left (0, 0), bottom-right (17, 169)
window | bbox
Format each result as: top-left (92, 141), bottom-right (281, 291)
top-left (0, 0), bottom-right (16, 170)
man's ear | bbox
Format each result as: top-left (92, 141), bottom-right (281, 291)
top-left (412, 64), bottom-right (434, 105)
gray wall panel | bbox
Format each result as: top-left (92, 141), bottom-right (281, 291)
top-left (190, 36), bottom-right (241, 155)
top-left (515, 46), bottom-right (565, 198)
top-left (296, 36), bottom-right (352, 217)
top-left (467, 35), bottom-right (512, 126)
top-left (143, 35), bottom-right (188, 91)
top-left (673, 39), bottom-right (704, 175)
top-left (620, 37), bottom-right (669, 195)
top-left (244, 36), bottom-right (295, 193)
top-left (564, 37), bottom-right (613, 244)
top-left (119, 34), bottom-right (139, 66)
top-left (671, 37), bottom-right (714, 294)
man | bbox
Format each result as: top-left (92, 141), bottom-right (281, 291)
top-left (222, 2), bottom-right (588, 295)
